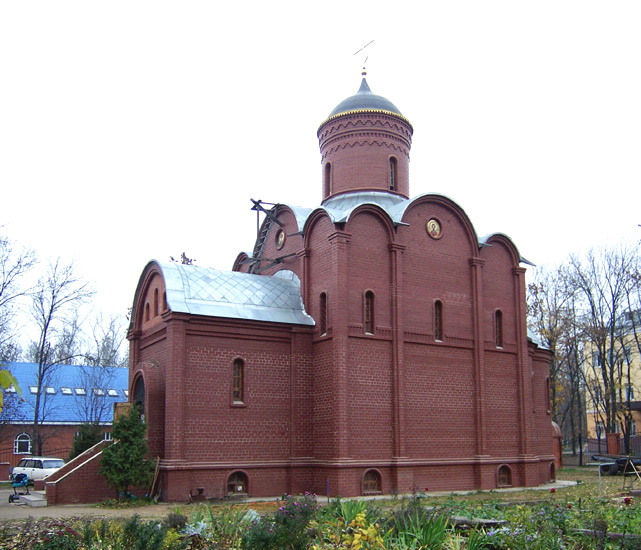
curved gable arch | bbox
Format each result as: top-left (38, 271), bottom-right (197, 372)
top-left (302, 207), bottom-right (335, 250)
top-left (480, 233), bottom-right (522, 268)
top-left (345, 203), bottom-right (397, 242)
top-left (401, 194), bottom-right (479, 256)
top-left (232, 251), bottom-right (250, 272)
top-left (130, 261), bottom-right (166, 333)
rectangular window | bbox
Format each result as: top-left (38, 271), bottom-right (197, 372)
top-left (61, 387), bottom-right (72, 395)
top-left (45, 387), bottom-right (56, 394)
top-left (75, 388), bottom-right (86, 395)
top-left (626, 385), bottom-right (635, 401)
top-left (320, 292), bottom-right (327, 336)
top-left (232, 360), bottom-right (244, 403)
top-left (29, 386), bottom-right (38, 394)
top-left (434, 301), bottom-right (443, 341)
top-left (365, 291), bottom-right (375, 334)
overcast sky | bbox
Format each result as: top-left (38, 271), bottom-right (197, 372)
top-left (1, 1), bottom-right (640, 329)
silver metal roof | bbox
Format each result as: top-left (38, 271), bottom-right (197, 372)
top-left (281, 192), bottom-right (529, 264)
top-left (157, 262), bottom-right (314, 326)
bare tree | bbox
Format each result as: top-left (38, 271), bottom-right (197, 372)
top-left (569, 244), bottom-right (638, 439)
top-left (28, 259), bottom-right (94, 455)
top-left (0, 233), bottom-right (36, 361)
top-left (83, 313), bottom-right (129, 368)
top-left (74, 365), bottom-right (117, 425)
top-left (527, 265), bottom-right (587, 461)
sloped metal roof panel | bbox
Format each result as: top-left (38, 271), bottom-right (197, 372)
top-left (158, 263), bottom-right (314, 326)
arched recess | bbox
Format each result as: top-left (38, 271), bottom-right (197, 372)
top-left (362, 469), bottom-right (383, 495)
top-left (227, 471), bottom-right (249, 495)
top-left (130, 361), bottom-right (165, 458)
top-left (497, 464), bottom-right (512, 487)
top-left (132, 373), bottom-right (146, 416)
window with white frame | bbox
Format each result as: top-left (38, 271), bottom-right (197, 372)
top-left (14, 433), bottom-right (31, 454)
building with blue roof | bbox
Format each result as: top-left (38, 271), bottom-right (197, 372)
top-left (0, 362), bottom-right (128, 467)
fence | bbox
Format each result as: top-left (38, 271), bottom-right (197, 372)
top-left (587, 435), bottom-right (641, 456)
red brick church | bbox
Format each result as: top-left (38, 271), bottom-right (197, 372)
top-left (128, 73), bottom-right (554, 501)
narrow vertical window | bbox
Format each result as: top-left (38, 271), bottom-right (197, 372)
top-left (163, 292), bottom-right (168, 311)
top-left (545, 377), bottom-right (551, 413)
top-left (145, 303), bottom-right (150, 322)
top-left (320, 292), bottom-right (327, 336)
top-left (233, 359), bottom-right (244, 403)
top-left (495, 310), bottom-right (503, 347)
top-left (389, 157), bottom-right (397, 191)
top-left (434, 300), bottom-right (443, 341)
top-left (324, 162), bottom-right (332, 196)
top-left (154, 288), bottom-right (159, 316)
top-left (365, 291), bottom-right (375, 334)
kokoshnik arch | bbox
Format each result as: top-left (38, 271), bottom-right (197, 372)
top-left (128, 72), bottom-right (555, 501)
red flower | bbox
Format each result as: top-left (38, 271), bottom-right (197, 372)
top-left (550, 488), bottom-right (556, 493)
top-left (624, 497), bottom-right (631, 506)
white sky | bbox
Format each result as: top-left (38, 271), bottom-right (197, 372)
top-left (1, 1), bottom-right (640, 327)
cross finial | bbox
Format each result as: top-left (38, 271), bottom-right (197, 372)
top-left (354, 40), bottom-right (374, 76)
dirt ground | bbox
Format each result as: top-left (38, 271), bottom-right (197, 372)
top-left (0, 488), bottom-right (180, 522)
top-left (0, 478), bottom-right (579, 524)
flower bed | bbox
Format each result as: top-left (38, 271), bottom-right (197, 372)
top-left (1, 492), bottom-right (639, 549)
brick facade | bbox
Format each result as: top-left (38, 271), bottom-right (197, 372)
top-left (128, 77), bottom-right (554, 501)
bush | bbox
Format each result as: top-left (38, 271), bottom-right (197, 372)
top-left (100, 406), bottom-right (154, 497)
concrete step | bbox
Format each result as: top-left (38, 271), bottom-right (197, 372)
top-left (20, 491), bottom-right (47, 507)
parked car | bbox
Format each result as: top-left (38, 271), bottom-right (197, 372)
top-left (9, 457), bottom-right (65, 482)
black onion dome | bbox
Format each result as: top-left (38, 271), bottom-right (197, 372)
top-left (328, 77), bottom-right (402, 117)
